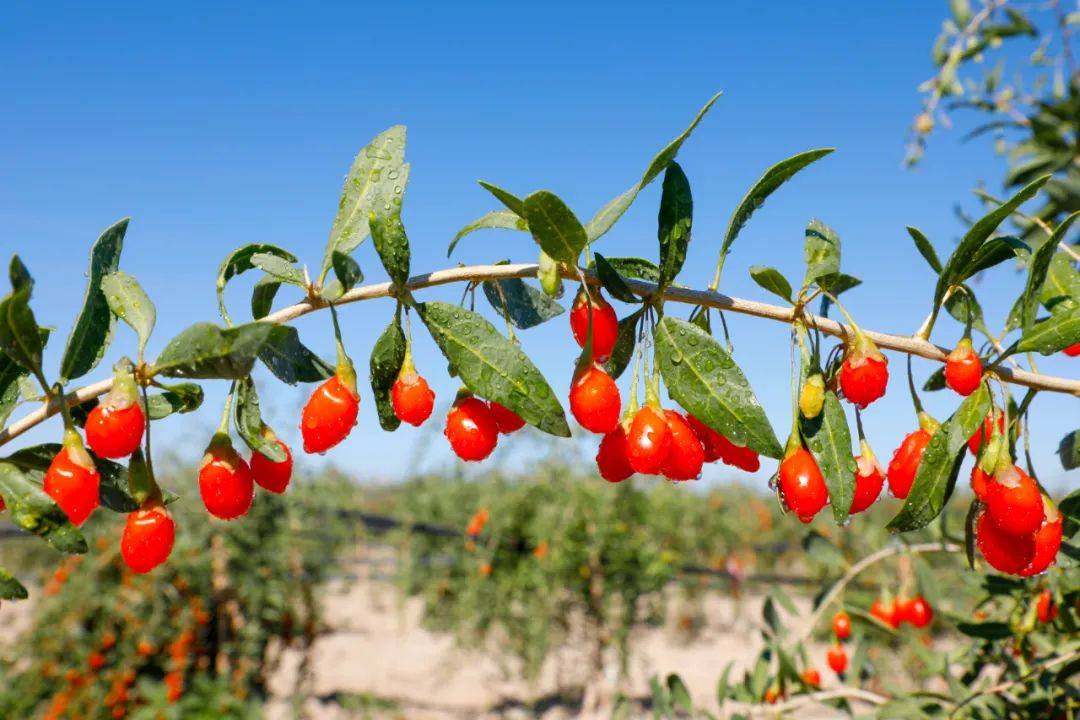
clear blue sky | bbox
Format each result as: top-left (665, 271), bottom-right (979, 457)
top-left (2, 2), bottom-right (1076, 492)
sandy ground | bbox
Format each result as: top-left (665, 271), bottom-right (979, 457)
top-left (261, 549), bottom-right (842, 719)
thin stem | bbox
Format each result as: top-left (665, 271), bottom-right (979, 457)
top-left (907, 354), bottom-right (926, 416)
top-left (217, 383), bottom-right (235, 436)
top-left (3, 262), bottom-right (1079, 450)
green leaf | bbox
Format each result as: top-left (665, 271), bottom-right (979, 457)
top-left (60, 218), bottom-right (127, 382)
top-left (944, 287), bottom-right (990, 337)
top-left (719, 149), bottom-right (834, 270)
top-left (0, 288), bottom-right (44, 377)
top-left (323, 125), bottom-right (407, 279)
top-left (956, 621), bottom-right (1012, 640)
top-left (217, 244), bottom-right (296, 323)
top-left (888, 384), bottom-right (991, 532)
top-left (585, 92), bottom-right (721, 241)
top-left (1021, 212), bottom-right (1080, 332)
top-left (604, 309), bottom-right (642, 380)
top-left (478, 181), bottom-right (525, 215)
top-left (803, 219), bottom-right (841, 287)
top-left (0, 461), bottom-right (87, 554)
top-left (154, 322), bottom-right (274, 380)
top-left (1040, 252), bottom-right (1080, 311)
top-left (101, 271), bottom-right (156, 357)
top-left (257, 326), bottom-right (333, 385)
top-left (369, 318), bottom-right (406, 432)
top-left (146, 383), bottom-right (204, 420)
top-left (233, 377), bottom-right (285, 462)
top-left (654, 316), bottom-right (782, 458)
top-left (251, 252), bottom-right (306, 287)
top-left (666, 674), bottom-right (692, 712)
top-left (0, 568), bottom-right (27, 601)
top-left (0, 351), bottom-right (29, 428)
top-left (369, 164), bottom-right (412, 288)
top-left (448, 210), bottom-right (528, 257)
top-left (5, 443), bottom-right (137, 513)
top-left (908, 226), bottom-right (943, 274)
top-left (594, 256), bottom-right (660, 283)
top-left (931, 176), bottom-right (1049, 329)
top-left (9, 256), bottom-right (32, 293)
top-left (922, 366), bottom-right (947, 392)
top-left (1016, 305), bottom-right (1080, 355)
top-left (817, 272), bottom-right (862, 317)
top-left (418, 301), bottom-right (570, 437)
top-left (657, 162), bottom-right (693, 290)
top-left (523, 191), bottom-right (588, 264)
top-left (963, 235), bottom-right (1027, 277)
top-left (593, 254), bottom-right (640, 304)
top-left (251, 276), bottom-right (281, 320)
top-left (331, 250), bottom-right (363, 293)
top-left (482, 277), bottom-right (565, 329)
top-left (748, 266), bottom-right (794, 303)
top-left (1058, 429), bottom-right (1079, 471)
top-left (800, 389), bottom-right (857, 524)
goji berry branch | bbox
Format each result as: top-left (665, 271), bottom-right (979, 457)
top-left (1, 263), bottom-right (1077, 451)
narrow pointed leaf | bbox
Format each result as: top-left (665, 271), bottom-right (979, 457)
top-left (594, 256), bottom-right (660, 283)
top-left (800, 389), bottom-right (856, 523)
top-left (101, 271), bottom-right (156, 356)
top-left (234, 377), bottom-right (285, 462)
top-left (60, 218), bottom-right (126, 382)
top-left (251, 276), bottom-right (281, 320)
top-left (323, 125), bottom-right (407, 278)
top-left (593, 254), bottom-right (640, 304)
top-left (250, 253), bottom-right (306, 287)
top-left (0, 288), bottom-right (43, 376)
top-left (146, 383), bottom-right (204, 420)
top-left (217, 244), bottom-right (296, 323)
top-left (1021, 212), bottom-right (1080, 332)
top-left (331, 252), bottom-right (363, 294)
top-left (888, 384), bottom-right (990, 532)
top-left (154, 322), bottom-right (274, 379)
top-left (0, 352), bottom-right (29, 428)
top-left (720, 149), bottom-right (834, 265)
top-left (657, 163), bottom-right (693, 290)
top-left (0, 461), bottom-right (87, 554)
top-left (1058, 429), bottom-right (1079, 471)
top-left (803, 219), bottom-right (841, 287)
top-left (369, 317), bottom-right (406, 431)
top-left (654, 316), bottom-right (782, 458)
top-left (604, 309), bottom-right (642, 380)
top-left (585, 92), bottom-right (721, 241)
top-left (749, 266), bottom-right (794, 303)
top-left (1016, 305), bottom-right (1080, 355)
top-left (369, 167), bottom-right (412, 288)
top-left (482, 277), bottom-right (565, 329)
top-left (448, 210), bottom-right (528, 257)
top-left (8, 256), bottom-right (32, 293)
top-left (257, 326), bottom-right (333, 385)
top-left (908, 226), bottom-right (943, 274)
top-left (418, 301), bottom-right (570, 437)
top-left (478, 182), bottom-right (525, 215)
top-left (523, 191), bottom-right (588, 264)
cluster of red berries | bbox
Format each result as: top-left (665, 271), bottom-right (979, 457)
top-left (566, 290), bottom-right (760, 484)
top-left (827, 610), bottom-right (851, 675)
top-left (868, 594), bottom-right (934, 629)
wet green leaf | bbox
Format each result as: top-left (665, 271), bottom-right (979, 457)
top-left (594, 256), bottom-right (660, 283)
top-left (257, 326), bottom-right (333, 385)
top-left (418, 301), bottom-right (569, 437)
top-left (369, 164), bottom-right (412, 288)
top-left (234, 377), bottom-right (285, 462)
top-left (60, 218), bottom-right (126, 382)
top-left (1058, 429), bottom-right (1079, 471)
top-left (800, 389), bottom-right (856, 523)
top-left (217, 244), bottom-right (296, 322)
top-left (8, 256), bottom-right (32, 293)
top-left (1021, 212), bottom-right (1079, 332)
top-left (448, 210), bottom-right (528, 257)
top-left (323, 125), bottom-right (407, 279)
top-left (654, 316), bottom-right (782, 458)
top-left (0, 287), bottom-right (44, 378)
top-left (593, 253), bottom-right (640, 304)
top-left (146, 383), bottom-right (204, 420)
top-left (803, 219), bottom-right (841, 287)
top-left (657, 162), bottom-right (693, 290)
top-left (0, 461), bottom-right (87, 554)
top-left (888, 384), bottom-right (990, 532)
top-left (0, 568), bottom-right (27, 600)
top-left (1016, 305), bottom-right (1080, 355)
top-left (251, 252), bottom-right (305, 287)
top-left (154, 322), bottom-right (274, 380)
top-left (482, 277), bottom-right (565, 329)
top-left (523, 191), bottom-right (588, 264)
top-left (101, 271), bottom-right (155, 356)
top-left (369, 317), bottom-right (406, 432)
top-left (251, 275), bottom-right (281, 320)
top-left (748, 266), bottom-right (794, 303)
top-left (604, 309), bottom-right (642, 380)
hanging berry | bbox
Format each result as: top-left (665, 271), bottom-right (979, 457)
top-left (301, 372), bottom-right (360, 454)
top-left (984, 464), bottom-right (1045, 536)
top-left (120, 502), bottom-right (176, 574)
top-left (800, 668), bottom-right (821, 688)
top-left (625, 405), bottom-right (671, 475)
top-left (839, 333), bottom-right (889, 408)
top-left (870, 597), bottom-right (900, 628)
top-left (1036, 589), bottom-right (1058, 623)
top-left (44, 429), bottom-right (100, 526)
top-left (826, 644), bottom-right (848, 675)
top-left (391, 366), bottom-right (435, 427)
top-left (832, 610), bottom-right (851, 640)
top-left (198, 434), bottom-right (255, 520)
top-left (904, 595), bottom-right (933, 628)
top-left (595, 425), bottom-right (634, 483)
top-left (569, 365), bottom-right (621, 434)
top-left (778, 447), bottom-right (828, 523)
top-left (886, 413), bottom-right (938, 499)
top-left (1063, 342), bottom-right (1080, 357)
top-left (250, 430), bottom-right (293, 494)
top-left (850, 441), bottom-right (885, 514)
top-left (1019, 497), bottom-right (1063, 577)
top-left (944, 338), bottom-right (982, 396)
top-left (968, 409), bottom-right (1004, 456)
top-left (488, 401), bottom-right (526, 434)
top-left (444, 394), bottom-right (499, 462)
top-left (660, 411), bottom-right (705, 481)
top-left (85, 364), bottom-right (145, 459)
top-left (975, 510), bottom-right (1036, 575)
top-left (569, 287), bottom-right (619, 362)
